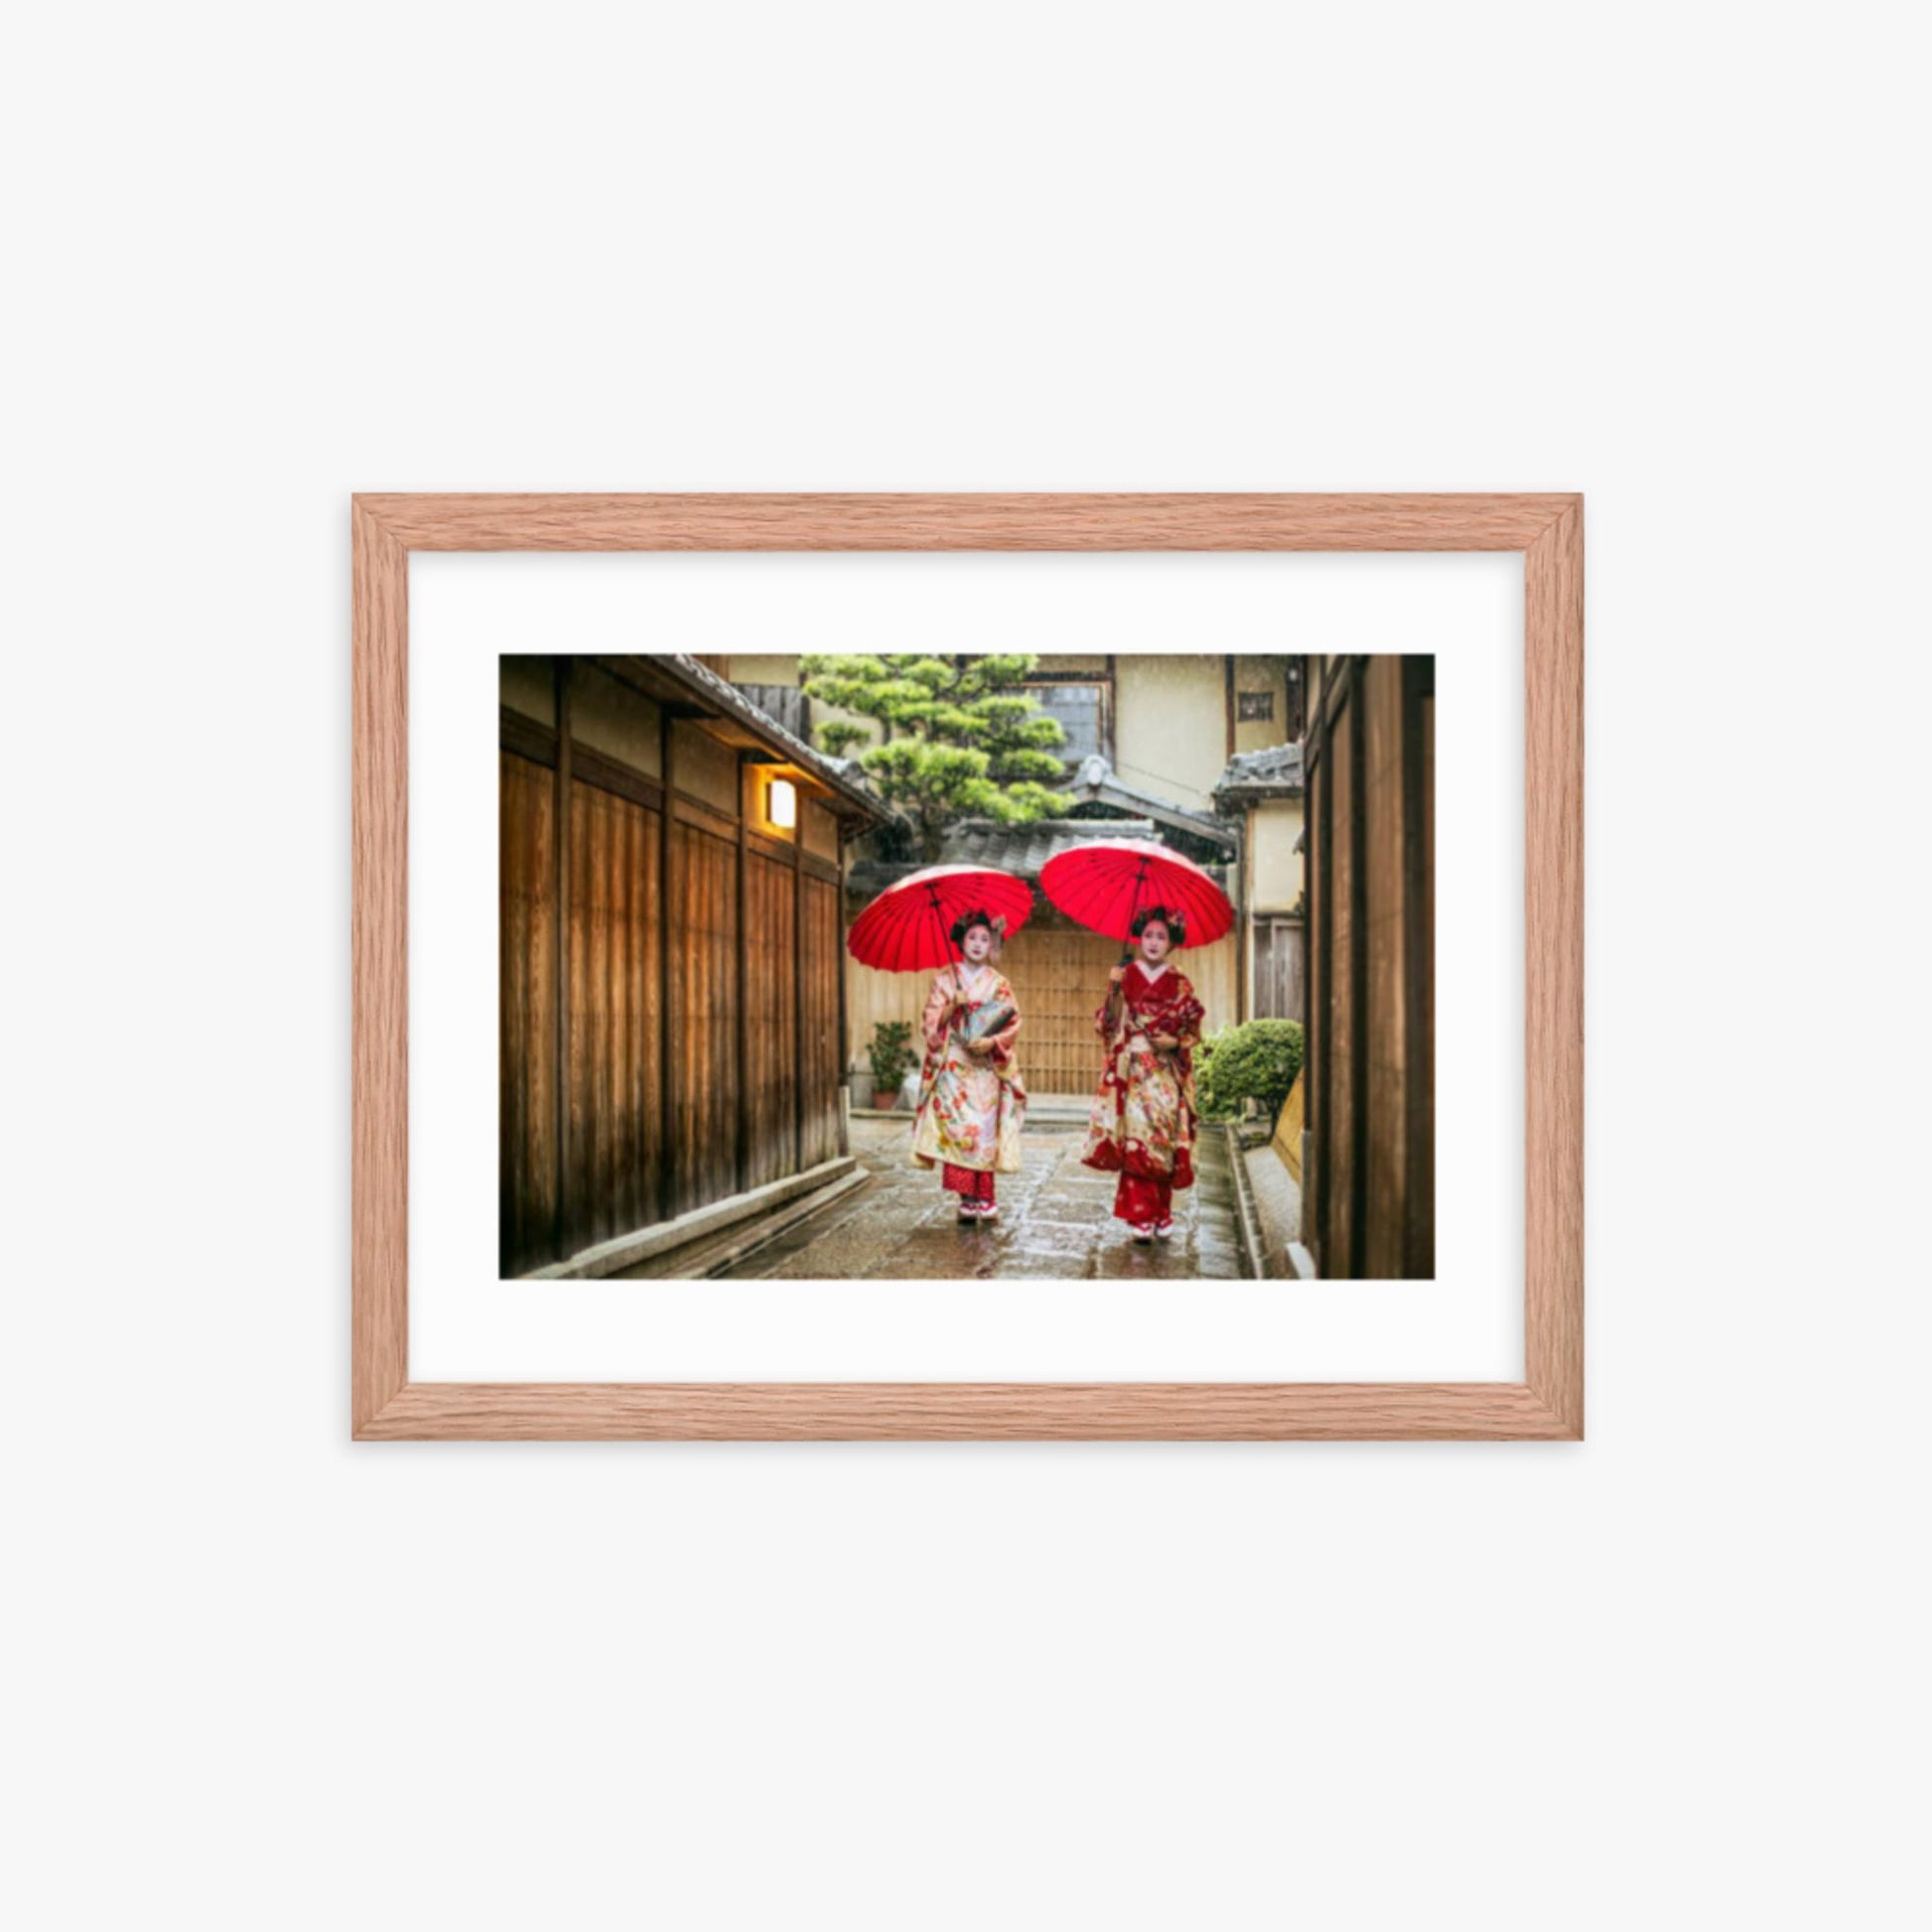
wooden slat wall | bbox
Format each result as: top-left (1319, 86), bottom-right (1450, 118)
top-left (499, 753), bottom-right (558, 1276)
top-left (1304, 655), bottom-right (1435, 1280)
top-left (800, 875), bottom-right (844, 1168)
top-left (501, 681), bottom-right (859, 1274)
top-left (1308, 677), bottom-right (1331, 1268)
top-left (1362, 657), bottom-right (1408, 1278)
top-left (1325, 705), bottom-right (1360, 1279)
top-left (743, 853), bottom-right (798, 1189)
top-left (670, 823), bottom-right (740, 1222)
top-left (565, 782), bottom-right (662, 1252)
top-left (1002, 928), bottom-right (1123, 1095)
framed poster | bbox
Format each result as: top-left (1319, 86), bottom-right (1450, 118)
top-left (353, 493), bottom-right (1582, 1439)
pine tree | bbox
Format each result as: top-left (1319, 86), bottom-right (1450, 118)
top-left (800, 653), bottom-right (1067, 862)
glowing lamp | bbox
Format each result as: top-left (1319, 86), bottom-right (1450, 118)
top-left (766, 777), bottom-right (797, 829)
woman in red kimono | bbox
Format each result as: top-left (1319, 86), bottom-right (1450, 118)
top-left (1079, 904), bottom-right (1205, 1241)
top-left (909, 909), bottom-right (1027, 1221)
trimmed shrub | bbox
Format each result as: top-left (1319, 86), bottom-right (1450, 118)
top-left (1196, 1019), bottom-right (1306, 1122)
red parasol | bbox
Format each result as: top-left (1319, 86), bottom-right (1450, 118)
top-left (1037, 838), bottom-right (1234, 948)
top-left (847, 865), bottom-right (1035, 973)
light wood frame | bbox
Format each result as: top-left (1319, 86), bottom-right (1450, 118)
top-left (354, 493), bottom-right (1583, 1440)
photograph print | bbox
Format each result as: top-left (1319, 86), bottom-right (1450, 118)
top-left (499, 648), bottom-right (1433, 1284)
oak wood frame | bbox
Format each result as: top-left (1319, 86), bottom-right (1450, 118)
top-left (354, 493), bottom-right (1583, 1441)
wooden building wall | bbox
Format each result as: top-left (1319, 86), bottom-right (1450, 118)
top-left (1305, 655), bottom-right (1434, 1280)
top-left (742, 853), bottom-right (798, 1192)
top-left (500, 751), bottom-right (559, 1276)
top-left (499, 661), bottom-right (853, 1276)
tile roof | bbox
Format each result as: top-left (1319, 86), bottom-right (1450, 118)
top-left (848, 818), bottom-right (1234, 897)
top-left (650, 654), bottom-right (893, 823)
top-left (1212, 741), bottom-right (1305, 800)
top-left (1062, 756), bottom-right (1239, 848)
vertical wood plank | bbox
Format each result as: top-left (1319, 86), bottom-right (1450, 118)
top-left (641, 805), bottom-right (663, 1227)
top-left (595, 791), bottom-right (616, 1243)
top-left (835, 843), bottom-right (851, 1156)
top-left (1348, 658), bottom-right (1369, 1277)
top-left (1525, 505), bottom-right (1585, 1433)
top-left (792, 824), bottom-right (806, 1176)
top-left (658, 717), bottom-right (676, 1221)
top-left (567, 783), bottom-right (592, 1250)
top-left (745, 854), bottom-right (797, 1187)
top-left (1401, 654), bottom-right (1435, 1279)
top-left (553, 662), bottom-right (573, 1257)
top-left (350, 502), bottom-right (408, 1431)
top-left (616, 797), bottom-right (636, 1236)
top-left (1308, 711), bottom-right (1329, 1270)
top-left (737, 769), bottom-right (752, 1195)
top-left (1361, 656), bottom-right (1405, 1278)
top-left (499, 754), bottom-right (522, 1273)
top-left (498, 752), bottom-right (559, 1274)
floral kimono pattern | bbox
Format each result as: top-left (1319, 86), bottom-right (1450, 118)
top-left (1080, 962), bottom-right (1205, 1224)
top-left (910, 963), bottom-right (1028, 1179)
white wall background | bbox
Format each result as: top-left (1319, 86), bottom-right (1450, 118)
top-left (8, 5), bottom-right (1924, 1928)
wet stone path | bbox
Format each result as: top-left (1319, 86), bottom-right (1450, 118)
top-left (717, 1116), bottom-right (1247, 1280)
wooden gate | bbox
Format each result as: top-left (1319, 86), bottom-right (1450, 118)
top-left (997, 927), bottom-right (1128, 1095)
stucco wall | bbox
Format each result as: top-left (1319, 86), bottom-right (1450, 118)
top-left (1231, 657), bottom-right (1291, 756)
top-left (672, 720), bottom-right (739, 813)
top-left (803, 797), bottom-right (841, 860)
top-left (571, 663), bottom-right (663, 774)
top-left (1251, 797), bottom-right (1306, 909)
top-left (499, 655), bottom-right (557, 727)
top-left (727, 654), bottom-right (800, 686)
top-left (1113, 656), bottom-right (1227, 805)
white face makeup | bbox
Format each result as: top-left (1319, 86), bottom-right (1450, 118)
top-left (1138, 921), bottom-right (1173, 964)
top-left (961, 924), bottom-right (995, 964)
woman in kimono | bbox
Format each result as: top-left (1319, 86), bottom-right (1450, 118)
top-left (909, 909), bottom-right (1028, 1220)
top-left (1080, 904), bottom-right (1205, 1241)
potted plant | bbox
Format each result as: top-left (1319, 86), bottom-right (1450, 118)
top-left (868, 1021), bottom-right (916, 1109)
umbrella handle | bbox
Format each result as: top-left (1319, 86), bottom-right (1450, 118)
top-left (1104, 947), bottom-right (1134, 1029)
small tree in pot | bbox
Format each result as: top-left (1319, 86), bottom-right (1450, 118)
top-left (868, 1021), bottom-right (916, 1109)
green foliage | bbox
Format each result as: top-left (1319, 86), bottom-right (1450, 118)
top-left (1196, 1019), bottom-right (1306, 1122)
top-left (816, 719), bottom-right (872, 759)
top-left (799, 652), bottom-right (1068, 860)
top-left (868, 1020), bottom-right (916, 1094)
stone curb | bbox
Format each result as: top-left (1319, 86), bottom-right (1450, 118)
top-left (1221, 1120), bottom-right (1269, 1281)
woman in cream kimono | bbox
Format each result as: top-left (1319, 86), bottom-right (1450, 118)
top-left (1080, 904), bottom-right (1205, 1241)
top-left (909, 908), bottom-right (1027, 1220)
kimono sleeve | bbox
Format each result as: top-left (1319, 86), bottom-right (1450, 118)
top-left (987, 978), bottom-right (1023, 1065)
top-left (1173, 975), bottom-right (1205, 1046)
top-left (920, 970), bottom-right (956, 1053)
